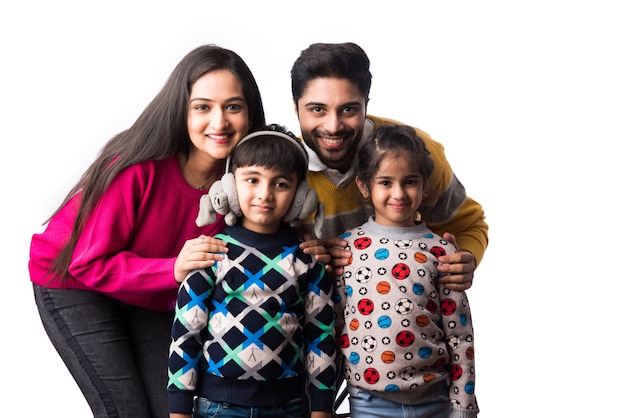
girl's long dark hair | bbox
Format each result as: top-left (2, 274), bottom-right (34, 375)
top-left (50, 44), bottom-right (266, 279)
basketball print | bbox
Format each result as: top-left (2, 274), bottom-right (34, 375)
top-left (415, 314), bottom-right (430, 327)
top-left (349, 318), bottom-right (360, 331)
top-left (377, 315), bottom-right (392, 329)
top-left (381, 350), bottom-right (395, 364)
top-left (376, 281), bottom-right (391, 294)
top-left (375, 248), bottom-right (389, 260)
top-left (423, 373), bottom-right (437, 382)
top-left (413, 252), bottom-right (428, 263)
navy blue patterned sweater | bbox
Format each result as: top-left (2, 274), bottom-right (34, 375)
top-left (168, 224), bottom-right (336, 414)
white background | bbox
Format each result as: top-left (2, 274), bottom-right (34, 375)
top-left (2, 1), bottom-right (625, 416)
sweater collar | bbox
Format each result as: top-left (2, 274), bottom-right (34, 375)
top-left (222, 223), bottom-right (299, 249)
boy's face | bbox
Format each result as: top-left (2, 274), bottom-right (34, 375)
top-left (294, 77), bottom-right (367, 173)
top-left (234, 165), bottom-right (298, 234)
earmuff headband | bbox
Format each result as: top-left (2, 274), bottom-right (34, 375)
top-left (225, 130), bottom-right (308, 173)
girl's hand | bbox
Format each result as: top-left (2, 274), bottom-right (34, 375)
top-left (174, 235), bottom-right (228, 283)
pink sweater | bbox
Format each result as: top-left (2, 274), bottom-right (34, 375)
top-left (29, 155), bottom-right (225, 311)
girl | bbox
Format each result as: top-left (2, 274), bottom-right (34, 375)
top-left (333, 124), bottom-right (479, 418)
top-left (30, 44), bottom-right (265, 418)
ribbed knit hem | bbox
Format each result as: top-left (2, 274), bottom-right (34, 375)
top-left (168, 389), bottom-right (195, 415)
top-left (450, 406), bottom-right (480, 418)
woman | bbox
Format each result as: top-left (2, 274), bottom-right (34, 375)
top-left (29, 45), bottom-right (266, 418)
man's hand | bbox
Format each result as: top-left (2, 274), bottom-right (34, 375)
top-left (300, 235), bottom-right (331, 269)
top-left (437, 232), bottom-right (476, 291)
top-left (324, 236), bottom-right (351, 278)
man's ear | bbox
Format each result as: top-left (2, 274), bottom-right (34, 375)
top-left (293, 99), bottom-right (299, 118)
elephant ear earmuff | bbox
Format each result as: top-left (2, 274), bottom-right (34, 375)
top-left (218, 172), bottom-right (241, 221)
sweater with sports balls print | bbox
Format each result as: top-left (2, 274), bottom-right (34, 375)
top-left (333, 217), bottom-right (478, 417)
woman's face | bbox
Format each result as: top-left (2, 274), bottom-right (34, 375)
top-left (187, 69), bottom-right (249, 161)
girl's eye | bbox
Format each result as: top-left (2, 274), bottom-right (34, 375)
top-left (195, 104), bottom-right (210, 111)
top-left (246, 178), bottom-right (258, 184)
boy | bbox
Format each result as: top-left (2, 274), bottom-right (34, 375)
top-left (167, 125), bottom-right (336, 418)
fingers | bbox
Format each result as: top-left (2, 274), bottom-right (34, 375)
top-left (174, 235), bottom-right (228, 283)
top-left (325, 236), bottom-right (347, 249)
top-left (442, 232), bottom-right (458, 251)
top-left (436, 250), bottom-right (475, 291)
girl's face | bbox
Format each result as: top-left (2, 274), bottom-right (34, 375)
top-left (234, 165), bottom-right (298, 234)
top-left (357, 153), bottom-right (426, 228)
top-left (187, 69), bottom-right (249, 161)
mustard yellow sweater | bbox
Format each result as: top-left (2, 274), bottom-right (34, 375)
top-left (300, 115), bottom-right (488, 265)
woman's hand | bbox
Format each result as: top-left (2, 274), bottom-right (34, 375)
top-left (174, 235), bottom-right (228, 283)
top-left (436, 232), bottom-right (476, 291)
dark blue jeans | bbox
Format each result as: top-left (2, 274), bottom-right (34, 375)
top-left (34, 284), bottom-right (173, 418)
top-left (192, 397), bottom-right (307, 418)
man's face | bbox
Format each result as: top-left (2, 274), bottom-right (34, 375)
top-left (295, 77), bottom-right (367, 173)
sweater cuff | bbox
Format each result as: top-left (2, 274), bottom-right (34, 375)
top-left (168, 390), bottom-right (195, 414)
top-left (455, 236), bottom-right (486, 267)
top-left (308, 387), bottom-right (335, 412)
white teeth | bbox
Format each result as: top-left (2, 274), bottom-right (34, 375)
top-left (207, 134), bottom-right (229, 140)
top-left (321, 137), bottom-right (342, 145)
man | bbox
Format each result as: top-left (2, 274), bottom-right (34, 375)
top-left (291, 42), bottom-right (488, 290)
